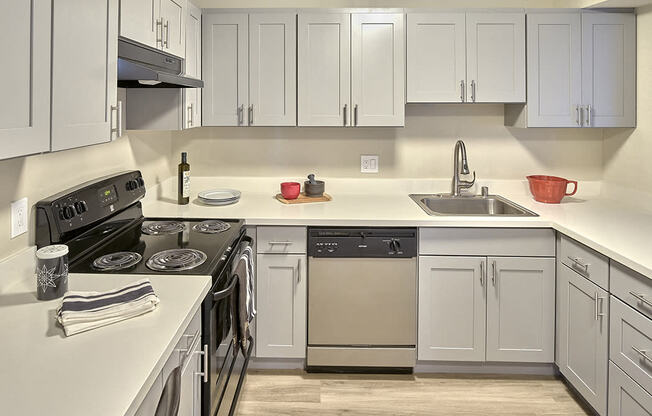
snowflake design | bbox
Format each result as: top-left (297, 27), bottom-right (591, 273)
top-left (37, 265), bottom-right (57, 293)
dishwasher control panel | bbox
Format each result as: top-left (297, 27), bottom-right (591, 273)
top-left (308, 227), bottom-right (417, 258)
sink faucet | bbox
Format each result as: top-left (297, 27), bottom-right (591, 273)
top-left (451, 139), bottom-right (476, 196)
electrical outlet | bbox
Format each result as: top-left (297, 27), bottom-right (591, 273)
top-left (361, 155), bottom-right (379, 173)
top-left (11, 198), bottom-right (28, 239)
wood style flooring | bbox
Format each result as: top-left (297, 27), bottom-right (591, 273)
top-left (235, 371), bottom-right (592, 416)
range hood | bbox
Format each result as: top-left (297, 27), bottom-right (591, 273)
top-left (118, 38), bottom-right (203, 88)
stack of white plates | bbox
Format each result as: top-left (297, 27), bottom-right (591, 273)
top-left (198, 189), bottom-right (241, 206)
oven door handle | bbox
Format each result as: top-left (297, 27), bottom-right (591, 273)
top-left (213, 276), bottom-right (238, 301)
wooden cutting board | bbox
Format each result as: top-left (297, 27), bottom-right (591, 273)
top-left (276, 193), bottom-right (332, 204)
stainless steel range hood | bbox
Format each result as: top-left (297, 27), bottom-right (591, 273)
top-left (118, 38), bottom-right (203, 88)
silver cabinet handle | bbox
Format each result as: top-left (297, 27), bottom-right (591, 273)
top-left (354, 104), bottom-right (358, 126)
top-left (343, 104), bottom-right (348, 126)
top-left (164, 20), bottom-right (169, 48)
top-left (632, 346), bottom-right (652, 364)
top-left (248, 105), bottom-right (253, 126)
top-left (471, 80), bottom-right (476, 103)
top-left (198, 344), bottom-right (208, 383)
top-left (297, 258), bottom-right (302, 283)
top-left (268, 241), bottom-right (293, 245)
top-left (594, 292), bottom-right (606, 320)
top-left (460, 80), bottom-right (465, 103)
top-left (586, 104), bottom-right (592, 127)
top-left (576, 105), bottom-right (581, 126)
top-left (237, 104), bottom-right (244, 125)
top-left (480, 261), bottom-right (485, 286)
top-left (156, 18), bottom-right (163, 47)
top-left (491, 260), bottom-right (497, 286)
top-left (110, 101), bottom-right (123, 138)
top-left (187, 104), bottom-right (193, 127)
top-left (630, 291), bottom-right (652, 308)
top-left (567, 256), bottom-right (590, 275)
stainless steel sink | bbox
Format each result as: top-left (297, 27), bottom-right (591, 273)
top-left (410, 194), bottom-right (538, 217)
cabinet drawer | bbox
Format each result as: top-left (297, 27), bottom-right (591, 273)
top-left (419, 228), bottom-right (554, 256)
top-left (608, 361), bottom-right (652, 415)
top-left (610, 296), bottom-right (652, 393)
top-left (257, 227), bottom-right (306, 254)
top-left (611, 261), bottom-right (652, 320)
top-left (560, 235), bottom-right (609, 290)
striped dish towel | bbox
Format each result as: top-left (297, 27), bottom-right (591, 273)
top-left (56, 279), bottom-right (160, 336)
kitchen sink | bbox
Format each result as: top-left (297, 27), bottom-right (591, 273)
top-left (410, 194), bottom-right (538, 217)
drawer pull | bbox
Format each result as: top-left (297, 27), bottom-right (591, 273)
top-left (630, 291), bottom-right (652, 309)
top-left (268, 241), bottom-right (293, 245)
top-left (567, 256), bottom-right (590, 274)
top-left (632, 346), bottom-right (652, 364)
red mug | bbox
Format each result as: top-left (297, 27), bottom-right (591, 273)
top-left (526, 175), bottom-right (578, 204)
top-left (280, 182), bottom-right (300, 200)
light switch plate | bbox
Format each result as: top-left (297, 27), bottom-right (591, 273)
top-left (361, 155), bottom-right (379, 173)
top-left (11, 198), bottom-right (28, 239)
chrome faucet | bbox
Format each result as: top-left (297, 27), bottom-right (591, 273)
top-left (451, 140), bottom-right (476, 196)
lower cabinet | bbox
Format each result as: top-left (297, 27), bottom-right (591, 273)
top-left (418, 256), bottom-right (555, 363)
top-left (256, 253), bottom-right (307, 358)
top-left (608, 361), bottom-right (652, 416)
top-left (557, 264), bottom-right (609, 415)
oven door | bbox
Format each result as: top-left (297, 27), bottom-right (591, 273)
top-left (201, 235), bottom-right (254, 416)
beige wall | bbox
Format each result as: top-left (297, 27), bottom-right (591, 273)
top-left (603, 5), bottom-right (652, 193)
top-left (0, 132), bottom-right (172, 259)
top-left (172, 104), bottom-right (604, 180)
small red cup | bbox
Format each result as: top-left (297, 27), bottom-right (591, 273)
top-left (280, 182), bottom-right (300, 200)
top-left (526, 175), bottom-right (578, 204)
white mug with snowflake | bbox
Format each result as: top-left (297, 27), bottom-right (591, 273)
top-left (36, 244), bottom-right (69, 301)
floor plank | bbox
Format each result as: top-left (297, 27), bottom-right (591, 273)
top-left (235, 371), bottom-right (592, 416)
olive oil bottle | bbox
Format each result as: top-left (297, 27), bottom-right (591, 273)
top-left (178, 152), bottom-right (190, 205)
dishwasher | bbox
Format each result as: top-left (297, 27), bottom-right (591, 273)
top-left (306, 227), bottom-right (418, 372)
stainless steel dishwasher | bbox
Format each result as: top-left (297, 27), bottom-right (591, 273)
top-left (307, 227), bottom-right (418, 372)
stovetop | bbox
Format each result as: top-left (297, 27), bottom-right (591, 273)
top-left (69, 217), bottom-right (245, 276)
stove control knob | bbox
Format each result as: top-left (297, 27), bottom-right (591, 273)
top-left (126, 180), bottom-right (138, 191)
top-left (136, 176), bottom-right (145, 187)
top-left (74, 201), bottom-right (88, 215)
top-left (62, 205), bottom-right (76, 220)
top-left (389, 239), bottom-right (401, 252)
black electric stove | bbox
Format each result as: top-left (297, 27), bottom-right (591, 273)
top-left (35, 170), bottom-right (253, 416)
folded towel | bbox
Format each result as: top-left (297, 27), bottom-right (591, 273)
top-left (232, 242), bottom-right (256, 354)
top-left (56, 279), bottom-right (160, 336)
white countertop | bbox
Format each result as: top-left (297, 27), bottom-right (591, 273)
top-left (143, 176), bottom-right (652, 280)
top-left (0, 248), bottom-right (211, 416)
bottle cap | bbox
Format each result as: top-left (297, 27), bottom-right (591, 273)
top-left (181, 152), bottom-right (187, 163)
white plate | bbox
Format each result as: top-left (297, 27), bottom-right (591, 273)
top-left (198, 198), bottom-right (239, 206)
top-left (198, 189), bottom-right (241, 202)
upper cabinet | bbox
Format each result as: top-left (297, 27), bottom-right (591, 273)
top-left (407, 12), bottom-right (525, 103)
top-left (51, 0), bottom-right (120, 152)
top-left (514, 11), bottom-right (635, 128)
top-left (351, 13), bottom-right (405, 126)
top-left (466, 13), bottom-right (525, 103)
top-left (249, 13), bottom-right (297, 126)
top-left (203, 12), bottom-right (296, 126)
top-left (297, 13), bottom-right (351, 127)
top-left (0, 1), bottom-right (51, 161)
top-left (119, 0), bottom-right (186, 58)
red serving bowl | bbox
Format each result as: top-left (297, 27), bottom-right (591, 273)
top-left (526, 175), bottom-right (577, 204)
top-left (280, 182), bottom-right (301, 200)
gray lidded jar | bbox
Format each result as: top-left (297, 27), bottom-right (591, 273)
top-left (36, 244), bottom-right (69, 301)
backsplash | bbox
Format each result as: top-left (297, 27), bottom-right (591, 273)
top-left (172, 104), bottom-right (605, 180)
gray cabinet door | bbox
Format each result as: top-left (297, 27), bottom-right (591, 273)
top-left (51, 0), bottom-right (119, 151)
top-left (418, 256), bottom-right (486, 361)
top-left (202, 13), bottom-right (248, 126)
top-left (160, 0), bottom-right (186, 58)
top-left (119, 0), bottom-right (159, 49)
top-left (581, 12), bottom-right (636, 128)
top-left (558, 265), bottom-right (609, 415)
top-left (608, 361), bottom-right (652, 416)
top-left (256, 254), bottom-right (307, 358)
top-left (526, 12), bottom-right (582, 127)
top-left (0, 0), bottom-right (51, 160)
top-left (486, 257), bottom-right (555, 362)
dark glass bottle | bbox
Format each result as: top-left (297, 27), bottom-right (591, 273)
top-left (178, 152), bottom-right (190, 205)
